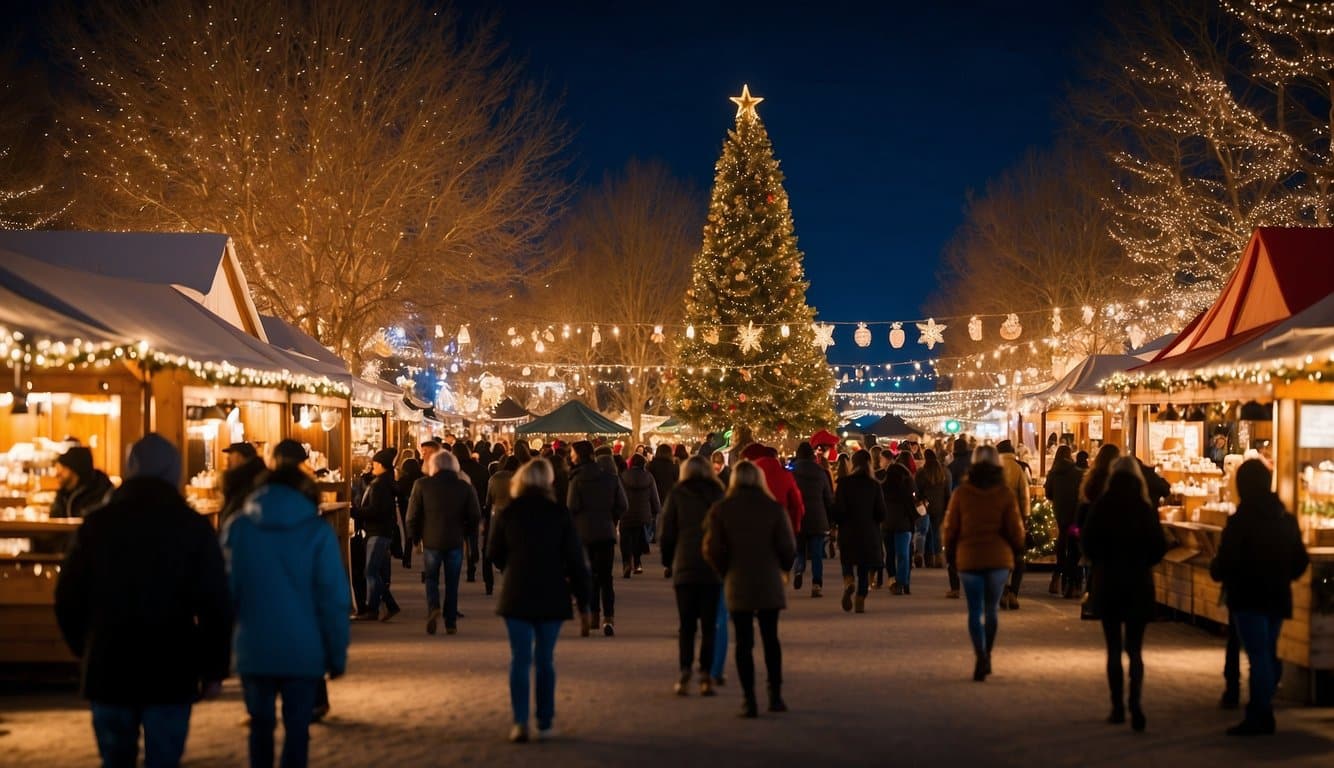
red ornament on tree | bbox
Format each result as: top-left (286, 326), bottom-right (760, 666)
top-left (738, 393), bottom-right (749, 402)
top-left (766, 194), bottom-right (775, 203)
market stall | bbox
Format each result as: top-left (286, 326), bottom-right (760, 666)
top-left (515, 399), bottom-right (631, 439)
top-left (1022, 354), bottom-right (1140, 476)
top-left (1112, 227), bottom-right (1334, 699)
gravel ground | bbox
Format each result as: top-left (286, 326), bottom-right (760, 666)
top-left (3, 563), bottom-right (1333, 767)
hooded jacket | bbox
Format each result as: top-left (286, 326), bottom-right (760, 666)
top-left (222, 478), bottom-right (350, 679)
top-left (944, 463), bottom-right (1026, 572)
top-left (619, 465), bottom-right (661, 527)
top-left (658, 476), bottom-right (725, 586)
top-left (791, 458), bottom-right (834, 535)
top-left (1210, 491), bottom-right (1309, 618)
top-left (55, 476), bottom-right (231, 705)
top-left (406, 469), bottom-right (481, 552)
top-left (567, 458), bottom-right (627, 544)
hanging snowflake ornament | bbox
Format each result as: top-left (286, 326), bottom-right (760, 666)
top-left (702, 327), bottom-right (720, 346)
top-left (1000, 313), bottom-right (1023, 341)
top-left (1082, 306), bottom-right (1095, 326)
top-left (915, 318), bottom-right (946, 350)
top-left (889, 322), bottom-right (906, 349)
top-left (1051, 308), bottom-right (1062, 335)
top-left (854, 322), bottom-right (872, 348)
top-left (812, 322), bottom-right (836, 352)
top-left (651, 325), bottom-right (665, 344)
top-left (737, 321), bottom-right (763, 355)
top-left (968, 316), bottom-right (982, 341)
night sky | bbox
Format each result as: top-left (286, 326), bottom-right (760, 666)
top-left (477, 0), bottom-right (1105, 371)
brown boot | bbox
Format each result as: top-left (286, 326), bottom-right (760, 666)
top-left (1048, 573), bottom-right (1061, 595)
top-left (811, 584), bottom-right (822, 598)
top-left (854, 594), bottom-right (866, 613)
top-left (841, 576), bottom-right (855, 612)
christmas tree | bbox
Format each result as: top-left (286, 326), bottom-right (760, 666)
top-left (670, 85), bottom-right (835, 436)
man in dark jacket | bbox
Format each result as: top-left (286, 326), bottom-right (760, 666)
top-left (947, 437), bottom-right (971, 492)
top-left (55, 434), bottom-right (231, 767)
top-left (567, 441), bottom-right (627, 636)
top-left (352, 447), bottom-right (401, 622)
top-left (219, 442), bottom-right (266, 531)
top-left (619, 454), bottom-right (661, 577)
top-left (647, 443), bottom-right (679, 504)
top-left (50, 446), bottom-right (114, 519)
top-left (1044, 445), bottom-right (1085, 598)
top-left (1210, 460), bottom-right (1309, 736)
top-left (407, 451), bottom-right (481, 635)
top-left (790, 442), bottom-right (834, 597)
top-left (453, 442), bottom-right (490, 583)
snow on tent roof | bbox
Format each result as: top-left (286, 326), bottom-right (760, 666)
top-left (516, 399), bottom-right (631, 437)
top-left (1142, 228), bottom-right (1334, 373)
top-left (1023, 354), bottom-right (1143, 407)
top-left (0, 230), bottom-right (230, 295)
top-left (0, 248), bottom-right (324, 378)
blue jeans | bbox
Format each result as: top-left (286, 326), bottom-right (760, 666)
top-left (792, 534), bottom-right (826, 586)
top-left (1234, 612), bottom-right (1284, 724)
top-left (961, 568), bottom-right (1010, 657)
top-left (365, 535), bottom-right (394, 614)
top-left (242, 676), bottom-right (320, 768)
top-left (504, 618), bottom-right (563, 728)
top-left (424, 547), bottom-right (463, 627)
top-left (90, 701), bottom-right (191, 768)
top-left (926, 515), bottom-right (943, 559)
top-left (913, 516), bottom-right (931, 558)
top-left (711, 584), bottom-right (728, 679)
top-left (893, 531), bottom-right (912, 587)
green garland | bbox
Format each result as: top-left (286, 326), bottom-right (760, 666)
top-left (1025, 498), bottom-right (1058, 562)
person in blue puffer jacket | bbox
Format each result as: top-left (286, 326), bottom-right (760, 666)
top-left (223, 449), bottom-right (350, 768)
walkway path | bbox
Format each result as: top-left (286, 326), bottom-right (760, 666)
top-left (4, 566), bottom-right (1332, 766)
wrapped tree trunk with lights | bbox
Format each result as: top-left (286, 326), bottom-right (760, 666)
top-left (670, 85), bottom-right (835, 436)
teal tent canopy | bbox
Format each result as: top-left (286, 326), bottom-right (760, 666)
top-left (515, 400), bottom-right (631, 437)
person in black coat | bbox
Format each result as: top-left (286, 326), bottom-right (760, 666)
top-left (790, 442), bottom-right (834, 597)
top-left (50, 446), bottom-right (114, 519)
top-left (453, 442), bottom-right (490, 583)
top-left (352, 448), bottom-right (400, 621)
top-left (566, 442), bottom-right (627, 635)
top-left (55, 434), bottom-right (231, 767)
top-left (1210, 459), bottom-right (1309, 736)
top-left (407, 452), bottom-right (482, 635)
top-left (1044, 445), bottom-right (1085, 598)
top-left (395, 458), bottom-right (424, 568)
top-left (619, 454), bottom-right (661, 577)
top-left (658, 456), bottom-right (726, 696)
top-left (878, 457), bottom-right (918, 594)
top-left (488, 458), bottom-right (591, 743)
top-left (832, 450), bottom-right (888, 613)
top-left (219, 442), bottom-right (266, 531)
top-left (648, 443), bottom-right (679, 504)
top-left (1080, 458), bottom-right (1168, 732)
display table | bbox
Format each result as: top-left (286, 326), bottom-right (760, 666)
top-left (0, 518), bottom-right (81, 664)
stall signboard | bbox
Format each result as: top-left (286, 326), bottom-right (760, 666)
top-left (1148, 422), bottom-right (1203, 458)
top-left (1299, 404), bottom-right (1334, 448)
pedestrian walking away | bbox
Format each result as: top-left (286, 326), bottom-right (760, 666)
top-left (996, 440), bottom-right (1031, 609)
top-left (703, 460), bottom-right (797, 719)
top-left (407, 451), bottom-right (482, 636)
top-left (488, 458), bottom-right (592, 743)
top-left (620, 453), bottom-right (660, 577)
top-left (353, 448), bottom-right (402, 622)
top-left (567, 441), bottom-right (627, 636)
top-left (790, 441), bottom-right (834, 597)
top-left (659, 455), bottom-right (726, 696)
top-left (943, 444), bottom-right (1025, 682)
top-left (1080, 456), bottom-right (1167, 732)
top-left (831, 450), bottom-right (887, 614)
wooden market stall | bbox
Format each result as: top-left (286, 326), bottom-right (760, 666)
top-left (1022, 354), bottom-right (1140, 477)
top-left (1113, 228), bottom-right (1334, 701)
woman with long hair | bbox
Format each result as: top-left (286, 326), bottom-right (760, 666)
top-left (487, 458), bottom-right (591, 743)
top-left (831, 450), bottom-right (887, 613)
top-left (703, 460), bottom-right (797, 718)
top-left (659, 456), bottom-right (726, 696)
top-left (916, 449), bottom-right (951, 568)
top-left (943, 445), bottom-right (1025, 682)
top-left (879, 452), bottom-right (918, 594)
top-left (1075, 444), bottom-right (1121, 604)
top-left (1080, 457), bottom-right (1167, 731)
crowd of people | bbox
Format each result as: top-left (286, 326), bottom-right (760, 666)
top-left (47, 423), bottom-right (1312, 764)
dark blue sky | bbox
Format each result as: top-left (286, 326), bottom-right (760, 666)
top-left (479, 0), bottom-right (1104, 370)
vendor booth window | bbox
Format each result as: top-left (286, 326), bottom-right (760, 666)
top-left (184, 400), bottom-right (283, 482)
top-left (290, 403), bottom-right (346, 481)
top-left (1297, 402), bottom-right (1334, 542)
top-left (351, 411), bottom-right (384, 466)
top-left (1, 393), bottom-right (122, 503)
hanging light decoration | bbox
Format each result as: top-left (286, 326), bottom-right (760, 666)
top-left (457, 325), bottom-right (471, 345)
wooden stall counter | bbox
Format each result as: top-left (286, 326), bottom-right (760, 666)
top-left (0, 518), bottom-right (81, 665)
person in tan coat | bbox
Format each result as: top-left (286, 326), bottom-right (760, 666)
top-left (944, 445), bottom-right (1025, 682)
top-left (996, 440), bottom-right (1031, 609)
top-left (703, 460), bottom-right (797, 719)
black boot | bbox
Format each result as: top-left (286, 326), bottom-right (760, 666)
top-left (739, 691), bottom-right (758, 719)
top-left (1129, 676), bottom-right (1145, 731)
top-left (767, 683), bottom-right (787, 713)
top-left (973, 652), bottom-right (988, 682)
top-left (984, 623), bottom-right (997, 674)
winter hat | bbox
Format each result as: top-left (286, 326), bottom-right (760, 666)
top-left (125, 434), bottom-right (181, 486)
top-left (372, 447), bottom-right (398, 469)
top-left (996, 440), bottom-right (1016, 454)
top-left (222, 442), bottom-right (258, 461)
top-left (57, 446), bottom-right (95, 481)
top-left (272, 439), bottom-right (309, 466)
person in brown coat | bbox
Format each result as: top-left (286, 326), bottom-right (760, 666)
top-left (944, 445), bottom-right (1025, 682)
top-left (703, 460), bottom-right (797, 719)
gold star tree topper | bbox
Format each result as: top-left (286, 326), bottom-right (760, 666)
top-left (730, 84), bottom-right (764, 118)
